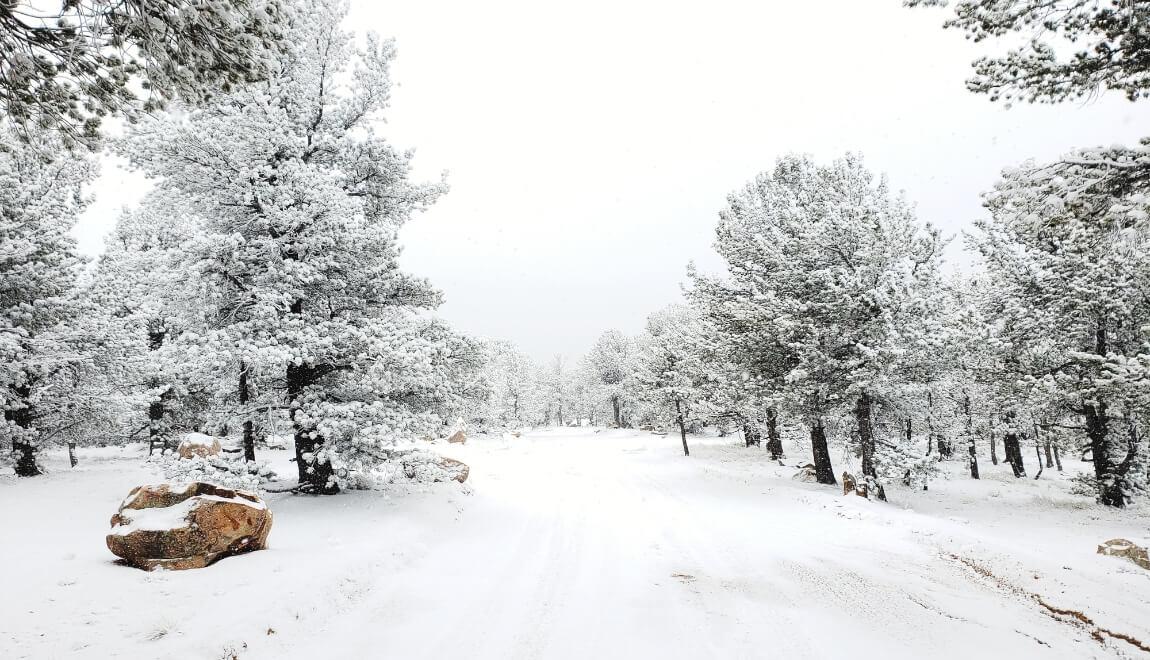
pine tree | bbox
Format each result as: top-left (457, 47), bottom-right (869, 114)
top-left (586, 330), bottom-right (635, 427)
top-left (118, 0), bottom-right (461, 494)
top-left (1, 0), bottom-right (292, 147)
top-left (908, 0), bottom-right (1150, 104)
top-left (972, 151), bottom-right (1150, 506)
top-left (0, 131), bottom-right (95, 475)
top-left (627, 305), bottom-right (712, 457)
top-left (695, 153), bottom-right (945, 494)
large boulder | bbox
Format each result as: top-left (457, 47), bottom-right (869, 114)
top-left (107, 483), bottom-right (272, 571)
top-left (1097, 538), bottom-right (1150, 570)
top-left (177, 433), bottom-right (222, 459)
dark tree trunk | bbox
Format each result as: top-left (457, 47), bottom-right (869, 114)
top-left (1086, 401), bottom-right (1124, 507)
top-left (1053, 444), bottom-right (1063, 472)
top-left (810, 419), bottom-right (836, 485)
top-left (742, 423), bottom-right (761, 448)
top-left (289, 299), bottom-right (338, 495)
top-left (765, 409), bottom-right (784, 461)
top-left (67, 442), bottom-right (77, 468)
top-left (146, 322), bottom-right (171, 456)
top-left (1003, 431), bottom-right (1025, 478)
top-left (612, 395), bottom-right (621, 427)
top-left (963, 394), bottom-right (979, 479)
top-left (1086, 322), bottom-right (1127, 507)
top-left (674, 399), bottom-right (690, 457)
top-left (854, 393), bottom-right (885, 500)
top-left (1033, 437), bottom-right (1044, 479)
top-left (12, 438), bottom-right (39, 477)
top-left (1037, 423), bottom-right (1054, 468)
top-left (7, 385), bottom-right (41, 477)
top-left (239, 361), bottom-right (256, 462)
top-left (989, 421), bottom-right (998, 465)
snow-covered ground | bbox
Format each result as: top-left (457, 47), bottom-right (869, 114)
top-left (2, 428), bottom-right (1149, 659)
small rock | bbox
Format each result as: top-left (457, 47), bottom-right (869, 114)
top-left (438, 457), bottom-right (470, 483)
top-left (447, 430), bottom-right (466, 444)
top-left (176, 433), bottom-right (221, 459)
top-left (1097, 538), bottom-right (1150, 570)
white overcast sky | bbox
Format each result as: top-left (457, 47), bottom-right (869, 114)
top-left (76, 0), bottom-right (1150, 360)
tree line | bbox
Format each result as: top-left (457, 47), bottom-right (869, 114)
top-left (4, 0), bottom-right (1150, 508)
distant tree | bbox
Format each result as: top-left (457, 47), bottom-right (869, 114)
top-left (628, 305), bottom-right (712, 457)
top-left (540, 355), bottom-right (570, 426)
top-left (908, 0), bottom-right (1150, 104)
top-left (478, 339), bottom-right (538, 428)
top-left (1, 0), bottom-right (290, 147)
top-left (586, 330), bottom-right (635, 427)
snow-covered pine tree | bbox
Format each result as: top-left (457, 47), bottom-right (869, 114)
top-left (85, 193), bottom-right (208, 455)
top-left (972, 151), bottom-right (1150, 506)
top-left (118, 0), bottom-right (462, 494)
top-left (695, 154), bottom-right (945, 496)
top-left (1, 0), bottom-right (292, 147)
top-left (586, 330), bottom-right (636, 428)
top-left (0, 131), bottom-right (95, 475)
top-left (540, 355), bottom-right (571, 426)
top-left (478, 339), bottom-right (539, 429)
top-left (627, 305), bottom-right (713, 457)
top-left (908, 0), bottom-right (1150, 105)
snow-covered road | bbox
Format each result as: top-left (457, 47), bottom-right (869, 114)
top-left (248, 429), bottom-right (1146, 659)
top-left (3, 428), bottom-right (1148, 659)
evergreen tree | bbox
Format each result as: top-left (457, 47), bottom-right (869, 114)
top-left (972, 152), bottom-right (1150, 506)
top-left (0, 131), bottom-right (94, 475)
top-left (1, 0), bottom-right (292, 147)
top-left (118, 0), bottom-right (460, 494)
top-left (695, 153), bottom-right (945, 495)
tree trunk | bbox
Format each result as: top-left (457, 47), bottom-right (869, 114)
top-left (239, 361), bottom-right (256, 463)
top-left (1085, 401), bottom-right (1124, 507)
top-left (765, 409), bottom-right (784, 461)
top-left (964, 394), bottom-right (979, 479)
top-left (7, 385), bottom-right (41, 477)
top-left (742, 423), bottom-right (760, 448)
top-left (989, 420), bottom-right (998, 465)
top-left (1033, 437), bottom-right (1044, 480)
top-left (810, 419), bottom-right (836, 485)
top-left (1003, 431), bottom-right (1025, 478)
top-left (146, 322), bottom-right (171, 456)
top-left (67, 442), bottom-right (78, 468)
top-left (1037, 423), bottom-right (1054, 469)
top-left (854, 393), bottom-right (885, 500)
top-left (674, 399), bottom-right (690, 457)
top-left (289, 299), bottom-right (338, 495)
top-left (1087, 322), bottom-right (1127, 507)
top-left (611, 395), bottom-right (621, 427)
top-left (1053, 444), bottom-right (1063, 472)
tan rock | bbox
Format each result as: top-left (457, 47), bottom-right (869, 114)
top-left (842, 472), bottom-right (858, 496)
top-left (107, 483), bottom-right (272, 571)
top-left (1097, 538), bottom-right (1150, 570)
top-left (438, 457), bottom-right (470, 483)
top-left (447, 430), bottom-right (466, 444)
top-left (176, 434), bottom-right (221, 459)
